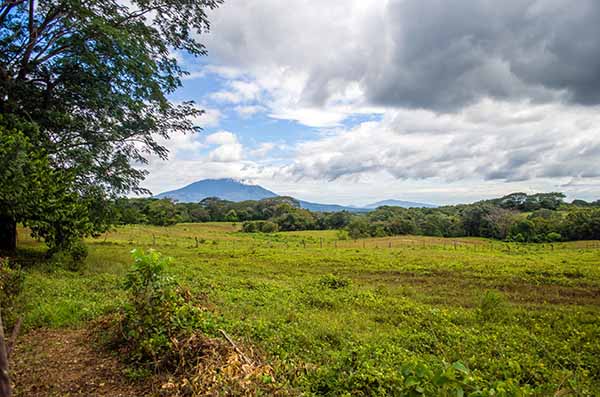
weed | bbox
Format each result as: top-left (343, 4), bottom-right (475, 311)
top-left (477, 290), bottom-right (507, 322)
top-left (319, 274), bottom-right (351, 289)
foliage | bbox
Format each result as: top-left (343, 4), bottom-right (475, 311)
top-left (0, 119), bottom-right (111, 251)
top-left (146, 199), bottom-right (180, 226)
top-left (50, 239), bottom-right (89, 272)
top-left (0, 0), bottom-right (222, 249)
top-left (476, 290), bottom-right (507, 322)
top-left (242, 220), bottom-right (279, 233)
top-left (0, 257), bottom-right (24, 326)
top-left (111, 249), bottom-right (211, 372)
top-left (319, 274), bottom-right (351, 289)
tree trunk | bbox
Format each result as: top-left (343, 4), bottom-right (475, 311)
top-left (0, 217), bottom-right (16, 252)
top-left (0, 309), bottom-right (11, 397)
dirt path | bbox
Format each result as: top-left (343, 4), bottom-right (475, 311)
top-left (11, 328), bottom-right (153, 397)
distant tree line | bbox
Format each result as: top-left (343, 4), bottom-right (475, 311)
top-left (111, 192), bottom-right (600, 242)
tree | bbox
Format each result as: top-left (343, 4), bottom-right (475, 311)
top-left (0, 0), bottom-right (222, 251)
top-left (346, 217), bottom-right (370, 239)
top-left (0, 118), bottom-right (107, 252)
top-left (147, 199), bottom-right (179, 226)
top-left (509, 219), bottom-right (536, 242)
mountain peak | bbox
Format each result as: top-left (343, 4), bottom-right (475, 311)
top-left (155, 178), bottom-right (277, 202)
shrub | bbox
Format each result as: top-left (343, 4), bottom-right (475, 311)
top-left (336, 230), bottom-right (349, 240)
top-left (242, 221), bottom-right (257, 232)
top-left (476, 290), bottom-right (507, 322)
top-left (0, 257), bottom-right (24, 326)
top-left (258, 220), bottom-right (279, 233)
top-left (242, 221), bottom-right (279, 233)
top-left (546, 232), bottom-right (562, 242)
top-left (50, 239), bottom-right (88, 271)
top-left (111, 249), bottom-right (211, 372)
top-left (319, 274), bottom-right (351, 289)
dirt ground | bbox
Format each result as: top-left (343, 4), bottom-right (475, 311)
top-left (11, 328), bottom-right (153, 397)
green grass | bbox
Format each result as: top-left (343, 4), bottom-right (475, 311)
top-left (13, 223), bottom-right (600, 395)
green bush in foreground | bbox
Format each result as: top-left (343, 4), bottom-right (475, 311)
top-left (0, 257), bottom-right (24, 326)
top-left (109, 249), bottom-right (215, 373)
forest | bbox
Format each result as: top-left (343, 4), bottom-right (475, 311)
top-left (111, 192), bottom-right (600, 242)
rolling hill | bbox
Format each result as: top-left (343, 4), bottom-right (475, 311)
top-left (365, 199), bottom-right (438, 209)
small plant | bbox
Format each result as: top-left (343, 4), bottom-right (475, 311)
top-left (50, 239), bottom-right (88, 271)
top-left (319, 274), bottom-right (351, 289)
top-left (476, 290), bottom-right (507, 322)
top-left (0, 257), bottom-right (24, 326)
top-left (112, 249), bottom-right (208, 372)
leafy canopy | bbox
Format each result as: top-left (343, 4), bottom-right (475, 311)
top-left (0, 0), bottom-right (222, 248)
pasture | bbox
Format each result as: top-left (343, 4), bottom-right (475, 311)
top-left (13, 223), bottom-right (600, 395)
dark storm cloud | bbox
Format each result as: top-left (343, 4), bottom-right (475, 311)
top-left (364, 0), bottom-right (600, 110)
top-left (206, 0), bottom-right (600, 112)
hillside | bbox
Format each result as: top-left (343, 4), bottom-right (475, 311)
top-left (365, 199), bottom-right (438, 209)
top-left (155, 178), bottom-right (278, 202)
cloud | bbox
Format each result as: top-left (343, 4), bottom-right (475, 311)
top-left (285, 99), bottom-right (600, 183)
top-left (205, 130), bottom-right (238, 145)
top-left (234, 105), bottom-right (265, 117)
top-left (249, 142), bottom-right (275, 158)
top-left (193, 107), bottom-right (221, 128)
top-left (204, 0), bottom-right (600, 116)
top-left (205, 131), bottom-right (243, 162)
top-left (211, 80), bottom-right (262, 104)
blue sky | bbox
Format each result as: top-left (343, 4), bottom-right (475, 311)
top-left (140, 0), bottom-right (600, 206)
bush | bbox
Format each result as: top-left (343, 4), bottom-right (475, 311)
top-left (242, 221), bottom-right (256, 232)
top-left (336, 230), bottom-right (349, 240)
top-left (110, 249), bottom-right (211, 371)
top-left (546, 232), bottom-right (562, 242)
top-left (476, 290), bottom-right (507, 322)
top-left (0, 257), bottom-right (24, 326)
top-left (50, 239), bottom-right (88, 271)
top-left (258, 220), bottom-right (279, 233)
top-left (319, 274), bottom-right (351, 289)
top-left (242, 220), bottom-right (279, 233)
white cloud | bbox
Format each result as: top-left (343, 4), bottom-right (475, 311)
top-left (249, 142), bottom-right (275, 158)
top-left (284, 99), bottom-right (600, 185)
top-left (205, 130), bottom-right (238, 145)
top-left (192, 107), bottom-right (221, 128)
top-left (208, 143), bottom-right (243, 162)
top-left (234, 105), bottom-right (265, 117)
top-left (205, 131), bottom-right (243, 162)
top-left (211, 80), bottom-right (261, 104)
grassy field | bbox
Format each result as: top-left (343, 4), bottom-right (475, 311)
top-left (13, 223), bottom-right (600, 395)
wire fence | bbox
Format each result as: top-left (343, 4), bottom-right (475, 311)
top-left (101, 232), bottom-right (600, 255)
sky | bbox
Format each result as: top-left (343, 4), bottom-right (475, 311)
top-left (140, 0), bottom-right (600, 206)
